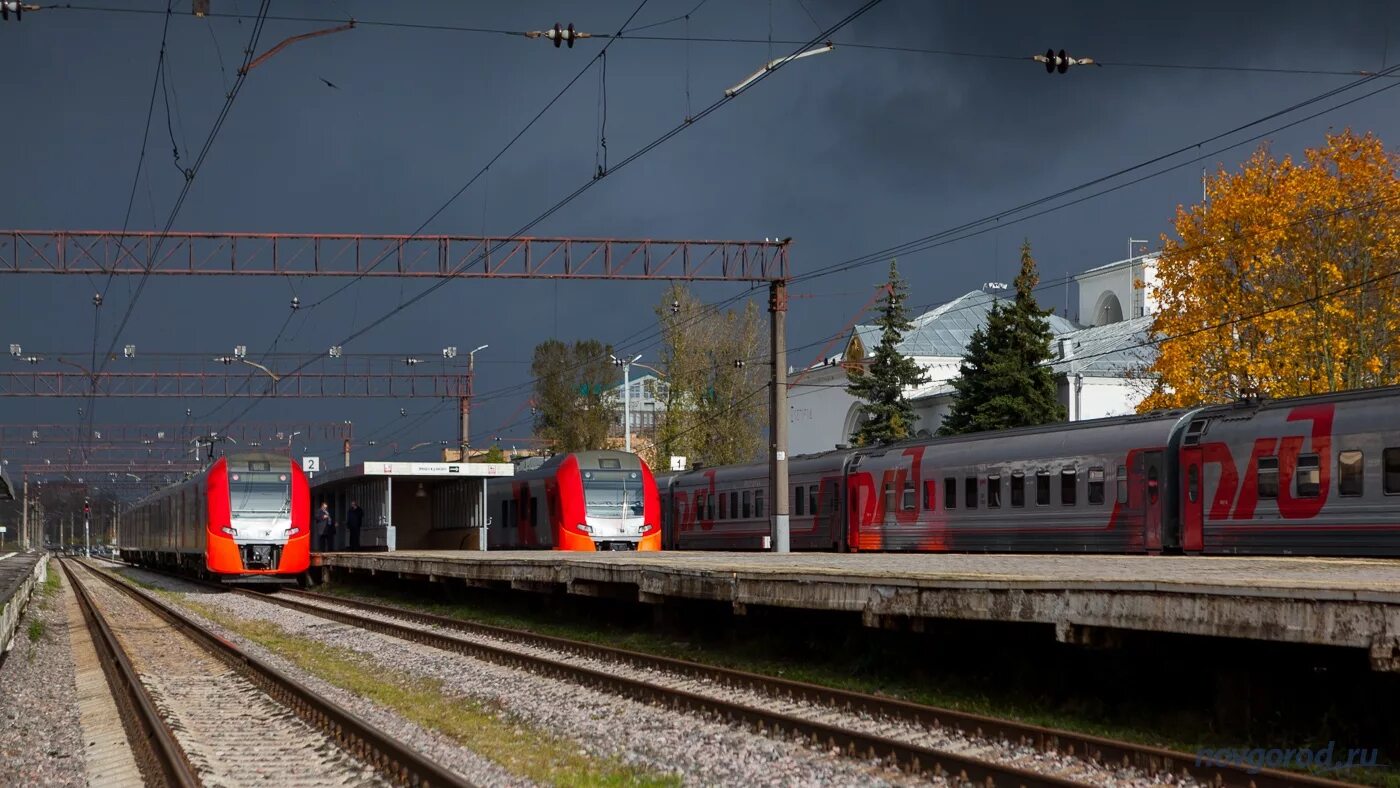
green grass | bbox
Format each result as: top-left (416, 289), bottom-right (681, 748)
top-left (26, 617), bottom-right (45, 642)
top-left (317, 581), bottom-right (1400, 787)
top-left (178, 598), bottom-right (678, 788)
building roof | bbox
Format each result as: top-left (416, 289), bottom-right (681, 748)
top-left (906, 314), bottom-right (1156, 403)
top-left (1049, 314), bottom-right (1155, 377)
top-left (851, 290), bottom-right (1080, 359)
top-left (1074, 253), bottom-right (1157, 279)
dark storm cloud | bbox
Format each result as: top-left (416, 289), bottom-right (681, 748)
top-left (1, 0), bottom-right (1398, 457)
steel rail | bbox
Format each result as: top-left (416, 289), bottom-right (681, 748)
top-left (276, 587), bottom-right (1360, 788)
top-left (61, 559), bottom-right (199, 788)
top-left (243, 587), bottom-right (1087, 788)
top-left (71, 560), bottom-right (475, 788)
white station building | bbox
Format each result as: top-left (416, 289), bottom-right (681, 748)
top-left (787, 253), bottom-right (1161, 456)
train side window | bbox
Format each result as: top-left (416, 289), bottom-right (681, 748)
top-left (1295, 454), bottom-right (1321, 499)
top-left (987, 474), bottom-right (1001, 508)
top-left (742, 490), bottom-right (753, 518)
top-left (795, 486), bottom-right (805, 516)
top-left (923, 480), bottom-right (937, 509)
top-left (902, 478), bottom-right (916, 511)
top-left (1010, 472), bottom-right (1025, 507)
top-left (1088, 467), bottom-right (1105, 505)
top-left (755, 489), bottom-right (765, 519)
top-left (1036, 472), bottom-right (1051, 506)
top-left (1338, 450), bottom-right (1364, 497)
top-left (719, 492), bottom-right (728, 519)
top-left (944, 477), bottom-right (956, 509)
top-left (708, 493), bottom-right (715, 518)
top-left (730, 491), bottom-right (739, 520)
top-left (1386, 449), bottom-right (1400, 494)
top-left (964, 477), bottom-right (978, 510)
top-left (810, 487), bottom-right (819, 517)
top-left (1257, 456), bottom-right (1279, 499)
top-left (1117, 465), bottom-right (1128, 504)
top-left (1061, 467), bottom-right (1077, 506)
top-left (1186, 465), bottom-right (1198, 503)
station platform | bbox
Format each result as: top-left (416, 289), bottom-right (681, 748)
top-left (314, 550), bottom-right (1400, 671)
top-left (0, 551), bottom-right (47, 658)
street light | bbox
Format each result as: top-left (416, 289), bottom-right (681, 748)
top-left (725, 41), bottom-right (834, 97)
top-left (610, 353), bottom-right (643, 452)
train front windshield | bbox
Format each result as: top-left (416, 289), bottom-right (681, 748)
top-left (229, 470), bottom-right (291, 518)
top-left (582, 470), bottom-right (645, 518)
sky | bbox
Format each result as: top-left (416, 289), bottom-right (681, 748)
top-left (2, 0), bottom-right (1399, 475)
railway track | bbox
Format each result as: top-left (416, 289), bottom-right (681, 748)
top-left (263, 586), bottom-right (1361, 788)
top-left (62, 559), bottom-right (473, 788)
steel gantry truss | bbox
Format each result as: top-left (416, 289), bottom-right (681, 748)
top-left (2, 229), bottom-right (796, 552)
top-left (0, 420), bottom-right (354, 445)
top-left (0, 351), bottom-right (469, 398)
top-left (0, 231), bottom-right (790, 281)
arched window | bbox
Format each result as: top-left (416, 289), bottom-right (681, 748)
top-left (1092, 291), bottom-right (1124, 326)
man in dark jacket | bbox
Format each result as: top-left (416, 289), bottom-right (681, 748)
top-left (347, 500), bottom-right (364, 551)
top-left (317, 502), bottom-right (336, 552)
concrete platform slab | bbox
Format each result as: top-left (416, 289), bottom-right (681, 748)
top-left (315, 551), bottom-right (1400, 671)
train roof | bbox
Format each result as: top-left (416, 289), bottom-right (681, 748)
top-left (1189, 383), bottom-right (1400, 419)
top-left (527, 450), bottom-right (647, 473)
top-left (857, 407), bottom-right (1195, 457)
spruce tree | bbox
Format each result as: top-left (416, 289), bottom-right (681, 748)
top-left (846, 261), bottom-right (929, 445)
top-left (939, 240), bottom-right (1066, 435)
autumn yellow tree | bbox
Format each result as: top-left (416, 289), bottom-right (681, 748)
top-left (1140, 130), bottom-right (1400, 410)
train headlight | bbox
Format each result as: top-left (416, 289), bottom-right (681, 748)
top-left (577, 523), bottom-right (592, 534)
top-left (221, 526), bottom-right (238, 537)
top-left (285, 526), bottom-right (301, 537)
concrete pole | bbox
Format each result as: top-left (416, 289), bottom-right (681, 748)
top-left (623, 360), bottom-right (632, 452)
top-left (460, 356), bottom-right (474, 462)
top-left (769, 280), bottom-right (790, 552)
top-left (343, 438), bottom-right (351, 467)
top-left (20, 475), bottom-right (27, 550)
top-left (84, 512), bottom-right (90, 557)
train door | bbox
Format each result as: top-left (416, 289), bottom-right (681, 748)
top-left (1179, 446), bottom-right (1204, 552)
top-left (1143, 450), bottom-right (1164, 551)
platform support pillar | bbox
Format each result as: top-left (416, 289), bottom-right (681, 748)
top-left (769, 279), bottom-right (790, 553)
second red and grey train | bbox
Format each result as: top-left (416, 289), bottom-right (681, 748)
top-left (658, 385), bottom-right (1400, 556)
top-left (487, 449), bottom-right (662, 551)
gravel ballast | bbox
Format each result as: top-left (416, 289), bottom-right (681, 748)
top-left (120, 566), bottom-right (911, 786)
top-left (0, 570), bottom-right (85, 788)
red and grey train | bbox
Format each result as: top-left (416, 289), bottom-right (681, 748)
top-left (119, 453), bottom-right (312, 580)
top-left (659, 386), bottom-right (1400, 555)
top-left (487, 450), bottom-right (662, 551)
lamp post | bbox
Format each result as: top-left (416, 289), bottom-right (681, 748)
top-left (611, 354), bottom-right (642, 452)
top-left (462, 344), bottom-right (488, 460)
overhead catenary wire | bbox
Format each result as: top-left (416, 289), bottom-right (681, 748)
top-left (789, 60), bottom-right (1400, 287)
top-left (210, 1), bottom-right (884, 437)
top-left (82, 1), bottom-right (272, 455)
top-left (44, 3), bottom-right (1400, 79)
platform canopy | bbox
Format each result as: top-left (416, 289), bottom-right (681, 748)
top-left (309, 461), bottom-right (513, 552)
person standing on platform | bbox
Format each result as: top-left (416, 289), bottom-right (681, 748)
top-left (317, 502), bottom-right (336, 553)
top-left (347, 500), bottom-right (364, 551)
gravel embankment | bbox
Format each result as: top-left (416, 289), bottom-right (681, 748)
top-left (0, 569), bottom-right (85, 787)
top-left (121, 566), bottom-right (912, 786)
top-left (287, 591), bottom-right (1201, 788)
